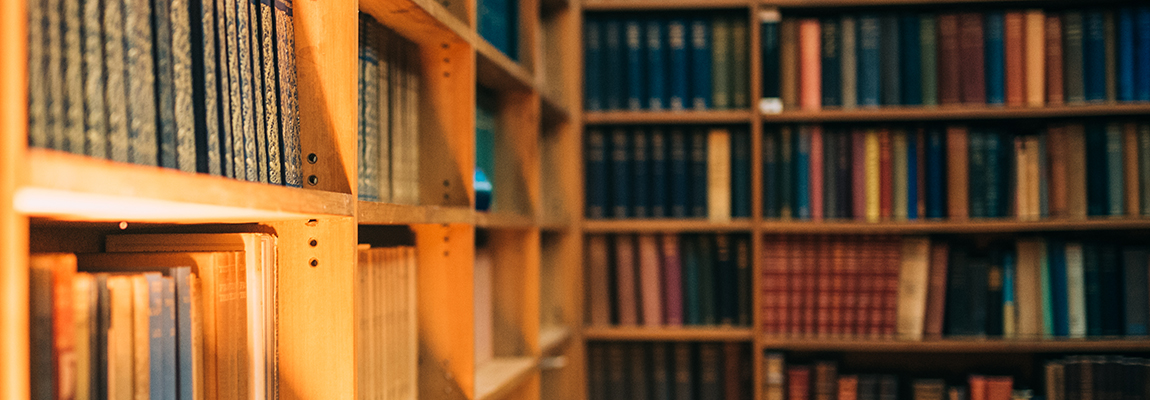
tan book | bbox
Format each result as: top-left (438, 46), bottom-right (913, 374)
top-left (1026, 10), bottom-right (1046, 107)
top-left (1125, 122), bottom-right (1140, 216)
top-left (781, 19), bottom-right (798, 110)
top-left (896, 237), bottom-right (931, 340)
top-left (107, 276), bottom-right (135, 400)
top-left (190, 274), bottom-right (204, 400)
top-left (946, 126), bottom-right (970, 219)
top-left (74, 273), bottom-right (95, 400)
top-left (1064, 124), bottom-right (1088, 218)
top-left (586, 235), bottom-right (611, 326)
top-left (131, 275), bottom-right (151, 400)
top-left (708, 128), bottom-right (732, 221)
top-left (1016, 238), bottom-right (1043, 338)
top-left (637, 234), bottom-right (664, 326)
top-left (473, 246), bottom-right (494, 366)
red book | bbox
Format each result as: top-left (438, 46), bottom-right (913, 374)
top-left (799, 19), bottom-right (822, 110)
top-left (846, 237), bottom-right (862, 337)
top-left (878, 129), bottom-right (892, 220)
top-left (587, 235), bottom-right (612, 326)
top-left (838, 375), bottom-right (860, 400)
top-left (1045, 14), bottom-right (1064, 105)
top-left (788, 366), bottom-right (812, 400)
top-left (762, 237), bottom-right (776, 334)
top-left (1005, 11), bottom-right (1026, 106)
top-left (938, 14), bottom-right (962, 105)
top-left (777, 236), bottom-right (791, 336)
top-left (854, 239), bottom-right (872, 337)
top-left (724, 343), bottom-right (742, 400)
top-left (852, 129), bottom-right (867, 220)
top-left (816, 237), bottom-right (833, 336)
top-left (810, 126), bottom-right (824, 221)
top-left (1047, 124), bottom-right (1067, 217)
top-left (830, 240), bottom-right (846, 336)
top-left (969, 376), bottom-right (989, 400)
top-left (660, 234), bottom-right (683, 326)
top-left (614, 235), bottom-right (639, 325)
top-left (789, 237), bottom-right (803, 336)
top-left (959, 13), bottom-right (987, 104)
top-left (915, 129), bottom-right (927, 218)
top-left (884, 238), bottom-right (900, 337)
top-left (804, 237), bottom-right (818, 336)
top-left (986, 377), bottom-right (1014, 400)
top-left (923, 242), bottom-right (950, 337)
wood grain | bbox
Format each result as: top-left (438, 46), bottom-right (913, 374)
top-left (582, 219), bottom-right (755, 233)
top-left (297, 0), bottom-right (357, 195)
top-left (474, 357), bottom-right (540, 400)
top-left (0, 0), bottom-right (28, 396)
top-left (582, 0), bottom-right (752, 10)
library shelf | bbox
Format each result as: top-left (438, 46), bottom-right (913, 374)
top-left (475, 357), bottom-right (541, 400)
top-left (760, 103), bottom-right (1150, 123)
top-left (18, 149), bottom-right (355, 223)
top-left (757, 0), bottom-right (1122, 8)
top-left (359, 0), bottom-right (474, 49)
top-left (541, 89), bottom-right (573, 125)
top-left (582, 219), bottom-right (754, 233)
top-left (477, 38), bottom-right (536, 93)
top-left (758, 337), bottom-right (1150, 353)
top-left (541, 0), bottom-right (571, 15)
top-left (476, 211), bottom-right (539, 229)
top-left (357, 202), bottom-right (475, 225)
top-left (539, 217), bottom-right (575, 232)
top-left (583, 326), bottom-right (756, 341)
top-left (582, 0), bottom-right (752, 11)
top-left (758, 218), bottom-right (1150, 234)
top-left (583, 110), bottom-right (756, 125)
top-left (540, 325), bottom-right (574, 354)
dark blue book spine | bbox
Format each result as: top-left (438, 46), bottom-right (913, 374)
top-left (821, 18), bottom-right (841, 107)
top-left (650, 128), bottom-right (668, 218)
top-left (880, 15), bottom-right (901, 106)
top-left (632, 129), bottom-right (649, 217)
top-left (1086, 123), bottom-right (1109, 216)
top-left (1049, 240), bottom-right (1070, 337)
top-left (584, 17), bottom-right (603, 111)
top-left (174, 268), bottom-right (193, 400)
top-left (714, 235), bottom-right (738, 324)
top-left (984, 130), bottom-right (1002, 217)
top-left (670, 128), bottom-right (689, 217)
top-left (690, 18), bottom-right (712, 110)
top-left (969, 130), bottom-right (986, 218)
top-left (795, 128), bottom-right (811, 219)
top-left (1084, 10), bottom-right (1107, 102)
top-left (625, 19), bottom-right (645, 110)
top-left (611, 128), bottom-right (631, 218)
top-left (984, 12), bottom-right (1006, 105)
top-left (968, 258), bottom-right (989, 335)
top-left (945, 247), bottom-right (972, 335)
top-left (1083, 244), bottom-right (1103, 336)
top-left (1137, 7), bottom-right (1150, 101)
top-left (1099, 245), bottom-right (1123, 336)
top-left (927, 127), bottom-right (945, 218)
top-left (779, 128), bottom-right (793, 219)
top-left (900, 15), bottom-right (922, 106)
top-left (858, 15), bottom-right (882, 107)
top-left (669, 18), bottom-right (690, 110)
top-left (1119, 8), bottom-right (1136, 102)
top-left (585, 129), bottom-right (607, 218)
top-left (761, 14), bottom-right (780, 102)
top-left (604, 18), bottom-right (624, 110)
top-left (763, 127), bottom-right (779, 218)
top-left (907, 129), bottom-right (919, 220)
top-left (647, 19), bottom-right (667, 111)
top-left (732, 130), bottom-right (751, 218)
top-left (691, 129), bottom-right (708, 217)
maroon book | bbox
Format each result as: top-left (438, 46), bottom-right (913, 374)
top-left (789, 237), bottom-right (803, 336)
top-left (884, 238), bottom-right (900, 337)
top-left (852, 129), bottom-right (867, 220)
top-left (788, 366), bottom-right (812, 400)
top-left (878, 129), bottom-right (892, 220)
top-left (803, 236), bottom-right (818, 336)
top-left (923, 242), bottom-right (950, 337)
top-left (816, 237), bottom-right (832, 336)
top-left (845, 237), bottom-right (862, 337)
top-left (938, 14), bottom-right (962, 105)
top-left (959, 13), bottom-right (987, 104)
top-left (1045, 14), bottom-right (1064, 105)
top-left (660, 234), bottom-right (683, 326)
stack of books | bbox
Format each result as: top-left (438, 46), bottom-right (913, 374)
top-left (358, 15), bottom-right (422, 205)
top-left (355, 245), bottom-right (418, 400)
top-left (587, 342), bottom-right (753, 400)
top-left (1045, 356), bottom-right (1150, 400)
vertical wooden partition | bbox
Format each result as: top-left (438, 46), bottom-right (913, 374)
top-left (297, 0), bottom-right (358, 195)
top-left (414, 223), bottom-right (477, 400)
top-left (0, 0), bottom-right (29, 397)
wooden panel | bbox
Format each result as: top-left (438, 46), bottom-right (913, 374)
top-left (0, 0), bottom-right (27, 396)
top-left (413, 224), bottom-right (476, 399)
top-left (478, 40), bottom-right (536, 94)
top-left (419, 40), bottom-right (476, 207)
top-left (489, 230), bottom-right (542, 357)
top-left (475, 357), bottom-right (540, 400)
top-left (582, 219), bottom-right (755, 233)
top-left (582, 0), bottom-right (752, 10)
top-left (760, 103), bottom-right (1150, 123)
top-left (540, 326), bottom-right (573, 354)
top-left (360, 0), bottom-right (475, 52)
top-left (759, 338), bottom-right (1150, 352)
top-left (540, 232), bottom-right (579, 331)
top-left (758, 0), bottom-right (1124, 8)
top-left (297, 0), bottom-right (357, 195)
top-left (583, 327), bottom-right (756, 341)
top-left (358, 202), bottom-right (475, 225)
top-left (758, 218), bottom-right (1150, 234)
top-left (492, 90), bottom-right (542, 216)
top-left (267, 218), bottom-right (357, 399)
top-left (584, 110), bottom-right (756, 125)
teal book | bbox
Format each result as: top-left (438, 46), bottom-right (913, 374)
top-left (682, 236), bottom-right (701, 325)
top-left (1141, 123), bottom-right (1150, 215)
top-left (126, 0), bottom-right (159, 166)
top-left (920, 14), bottom-right (938, 106)
top-left (691, 18), bottom-right (713, 110)
top-left (1106, 123), bottom-right (1124, 216)
top-left (275, 0), bottom-right (302, 187)
top-left (711, 16), bottom-right (731, 109)
top-left (697, 235), bottom-right (716, 324)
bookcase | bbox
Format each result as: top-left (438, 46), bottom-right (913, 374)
top-left (577, 0), bottom-right (1150, 400)
top-left (1, 0), bottom-right (581, 398)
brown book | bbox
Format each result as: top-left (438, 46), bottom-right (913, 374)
top-left (884, 239), bottom-right (901, 337)
top-left (946, 126), bottom-right (970, 219)
top-left (817, 238), bottom-right (833, 336)
top-left (799, 19), bottom-right (822, 111)
top-left (1047, 124), bottom-right (1068, 216)
top-left (1016, 239), bottom-right (1043, 338)
top-left (586, 235), bottom-right (611, 326)
top-left (830, 240), bottom-right (846, 336)
top-left (938, 14), bottom-right (962, 105)
top-left (914, 380), bottom-right (947, 400)
top-left (725, 343), bottom-right (742, 400)
top-left (896, 237), bottom-right (931, 340)
top-left (959, 13), bottom-right (986, 104)
top-left (987, 377), bottom-right (1014, 400)
top-left (763, 237), bottom-right (783, 336)
top-left (781, 18), bottom-right (799, 110)
top-left (765, 353), bottom-right (787, 400)
top-left (613, 235), bottom-right (639, 325)
top-left (803, 237), bottom-right (818, 336)
top-left (106, 276), bottom-right (135, 400)
top-left (839, 375), bottom-right (859, 400)
top-left (923, 242), bottom-right (949, 337)
top-left (815, 361), bottom-right (839, 400)
top-left (1104, 11), bottom-right (1117, 102)
top-left (637, 234), bottom-right (664, 326)
top-left (1124, 122), bottom-right (1140, 216)
top-left (969, 376), bottom-right (988, 400)
top-left (1065, 123), bottom-right (1088, 218)
top-left (789, 366), bottom-right (812, 400)
top-left (1005, 11), bottom-right (1026, 107)
top-left (1045, 15), bottom-right (1064, 105)
top-left (49, 254), bottom-right (77, 400)
top-left (1026, 10), bottom-right (1046, 107)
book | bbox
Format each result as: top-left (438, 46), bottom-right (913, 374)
top-left (708, 128), bottom-right (732, 221)
top-left (651, 343), bottom-right (672, 400)
top-left (1016, 238), bottom-right (1044, 338)
top-left (585, 129), bottom-right (607, 219)
top-left (646, 19), bottom-right (666, 111)
top-left (604, 18), bottom-right (622, 110)
top-left (732, 129), bottom-right (751, 218)
top-left (697, 236), bottom-right (717, 324)
top-left (924, 242), bottom-right (949, 337)
top-left (661, 235), bottom-right (683, 326)
top-left (691, 18), bottom-right (713, 110)
top-left (1065, 242), bottom-right (1086, 337)
top-left (761, 9), bottom-right (782, 113)
top-left (946, 126), bottom-right (969, 219)
top-left (670, 128), bottom-right (689, 217)
top-left (959, 13), bottom-right (986, 104)
top-left (920, 14), bottom-right (938, 106)
top-left (586, 235), bottom-right (611, 326)
top-left (614, 235), bottom-right (639, 325)
top-left (624, 19), bottom-right (644, 111)
top-left (998, 11), bottom-right (1017, 106)
top-left (821, 18), bottom-right (841, 107)
top-left (841, 16), bottom-right (858, 109)
top-left (896, 237), bottom-right (931, 340)
top-left (650, 128), bottom-right (668, 218)
top-left (698, 344), bottom-right (723, 400)
top-left (880, 15), bottom-right (901, 106)
top-left (692, 129), bottom-right (709, 218)
top-left (632, 129), bottom-right (649, 217)
top-left (858, 15), bottom-right (881, 107)
top-left (673, 343), bottom-right (693, 400)
top-left (628, 343), bottom-right (648, 400)
top-left (1026, 10), bottom-right (1046, 107)
top-left (732, 17), bottom-right (748, 109)
top-left (1045, 14), bottom-right (1064, 105)
top-left (712, 16), bottom-right (731, 110)
top-left (611, 127), bottom-right (630, 218)
top-left (781, 18), bottom-right (798, 110)
top-left (811, 126), bottom-right (824, 220)
top-left (584, 17), bottom-right (602, 111)
top-left (1084, 11), bottom-right (1106, 102)
top-left (191, 0), bottom-right (223, 175)
top-left (125, 0), bottom-right (159, 166)
top-left (1121, 248), bottom-right (1149, 335)
top-left (901, 14), bottom-right (922, 106)
top-left (669, 18), bottom-right (689, 110)
top-left (799, 19), bottom-right (822, 110)
top-left (1063, 11), bottom-right (1085, 104)
top-left (638, 234), bottom-right (664, 326)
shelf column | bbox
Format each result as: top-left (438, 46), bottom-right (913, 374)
top-left (0, 0), bottom-right (29, 397)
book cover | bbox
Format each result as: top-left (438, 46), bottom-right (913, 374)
top-left (865, 129), bottom-right (880, 222)
top-left (691, 18), bottom-right (713, 110)
top-left (633, 129), bottom-right (649, 218)
top-left (249, 0), bottom-right (270, 184)
top-left (901, 14), bottom-right (922, 106)
top-left (736, 236), bottom-right (752, 326)
top-left (669, 18), bottom-right (689, 110)
top-left (921, 14), bottom-right (938, 106)
top-left (604, 19), bottom-right (623, 110)
top-left (614, 235), bottom-right (639, 325)
top-left (1063, 11), bottom-right (1086, 104)
top-left (959, 13), bottom-right (987, 104)
top-left (1084, 11), bottom-right (1107, 102)
top-left (896, 237), bottom-right (931, 339)
top-left (815, 362), bottom-right (838, 400)
top-left (989, 11), bottom-right (1009, 106)
top-left (1026, 10), bottom-right (1046, 107)
top-left (924, 242), bottom-right (949, 337)
top-left (662, 235), bottom-right (684, 326)
top-left (926, 128), bottom-right (945, 218)
top-left (611, 128), bottom-right (631, 218)
top-left (797, 127), bottom-right (812, 219)
top-left (650, 127), bottom-right (668, 218)
top-left (1121, 247), bottom-right (1149, 335)
top-left (708, 129), bottom-right (732, 221)
top-left (841, 16), bottom-right (858, 109)
top-left (585, 129), bottom-right (607, 219)
top-left (821, 18), bottom-right (841, 107)
top-left (673, 343), bottom-right (694, 400)
top-left (692, 129), bottom-right (709, 218)
top-left (1065, 124), bottom-right (1088, 218)
top-left (697, 236), bottom-right (717, 324)
top-left (126, 0), bottom-right (159, 166)
top-left (638, 234), bottom-right (664, 326)
top-left (699, 344), bottom-right (723, 400)
top-left (1045, 14), bottom-right (1064, 105)
top-left (781, 18), bottom-right (799, 110)
top-left (1065, 242), bottom-right (1086, 338)
top-left (191, 0), bottom-right (223, 175)
top-left (880, 15), bottom-right (901, 105)
top-left (732, 129), bottom-right (751, 218)
top-left (670, 128), bottom-right (689, 218)
top-left (799, 19), bottom-right (822, 110)
top-left (1124, 122), bottom-right (1139, 215)
top-left (858, 15), bottom-right (881, 107)
top-left (892, 129), bottom-right (908, 220)
top-left (715, 235), bottom-right (738, 324)
top-left (712, 16), bottom-right (732, 110)
top-left (1047, 240), bottom-right (1069, 337)
top-left (647, 19), bottom-right (666, 110)
top-left (584, 17), bottom-right (602, 111)
top-left (764, 127), bottom-right (779, 218)
top-left (733, 17), bottom-right (749, 109)
top-left (682, 236), bottom-right (701, 325)
top-left (938, 13), bottom-right (962, 105)
top-left (810, 126), bottom-right (824, 220)
top-left (586, 235), bottom-right (611, 325)
top-left (625, 18), bottom-right (645, 110)
top-left (1106, 122), bottom-right (1125, 216)
top-left (1016, 239), bottom-right (1043, 338)
top-left (761, 9), bottom-right (782, 112)
top-left (1085, 123), bottom-right (1109, 216)
top-left (788, 366), bottom-right (812, 400)
top-left (629, 343), bottom-right (648, 399)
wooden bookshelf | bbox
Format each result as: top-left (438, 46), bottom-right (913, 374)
top-left (476, 357), bottom-right (542, 400)
top-left (759, 337), bottom-right (1150, 353)
top-left (757, 218), bottom-right (1150, 234)
top-left (584, 110), bottom-right (756, 125)
top-left (756, 0), bottom-right (1125, 8)
top-left (582, 0), bottom-right (753, 11)
top-left (540, 325), bottom-right (574, 354)
top-left (582, 218), bottom-right (755, 233)
top-left (357, 202), bottom-right (475, 225)
top-left (760, 103), bottom-right (1150, 123)
top-left (583, 326), bottom-right (756, 341)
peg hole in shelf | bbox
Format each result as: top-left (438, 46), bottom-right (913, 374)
top-left (307, 175), bottom-right (318, 186)
top-left (309, 238), bottom-right (318, 247)
top-left (307, 153), bottom-right (318, 164)
top-left (309, 258), bottom-right (319, 267)
top-left (306, 219), bottom-right (318, 227)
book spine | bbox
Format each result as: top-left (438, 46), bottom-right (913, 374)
top-left (126, 0), bottom-right (159, 166)
top-left (248, 0), bottom-right (269, 184)
top-left (638, 234), bottom-right (664, 325)
top-left (858, 15), bottom-right (881, 107)
top-left (959, 13), bottom-right (987, 104)
top-left (691, 18), bottom-right (713, 110)
top-left (837, 131), bottom-right (852, 218)
top-left (781, 127), bottom-right (794, 218)
top-left (824, 129), bottom-right (838, 219)
top-left (712, 16), bottom-right (731, 110)
top-left (1084, 11), bottom-right (1107, 102)
top-left (1065, 242), bottom-right (1086, 338)
top-left (615, 236), bottom-right (638, 325)
top-left (894, 130), bottom-right (909, 220)
top-left (698, 236), bottom-right (716, 324)
top-left (947, 125), bottom-right (970, 219)
top-left (1064, 11), bottom-right (1086, 104)
top-left (670, 130), bottom-right (689, 218)
top-left (708, 129), bottom-right (732, 221)
top-left (799, 19), bottom-right (822, 110)
top-left (604, 19), bottom-right (622, 110)
top-left (880, 15), bottom-right (901, 106)
top-left (907, 129), bottom-right (919, 220)
top-left (1046, 14), bottom-right (1064, 105)
top-left (926, 128), bottom-right (945, 218)
top-left (647, 19), bottom-right (666, 110)
top-left (650, 128), bottom-right (668, 218)
top-left (611, 128), bottom-right (631, 218)
top-left (821, 18), bottom-right (840, 107)
top-left (1085, 123), bottom-right (1108, 216)
top-left (669, 18), bottom-right (689, 110)
top-left (587, 236), bottom-right (611, 325)
top-left (810, 126), bottom-right (824, 220)
top-left (584, 17), bottom-right (602, 111)
top-left (1141, 123), bottom-right (1150, 215)
top-left (81, 0), bottom-right (108, 158)
top-left (733, 130), bottom-right (751, 218)
top-left (796, 128), bottom-right (812, 219)
top-left (1083, 244), bottom-right (1103, 336)
top-left (1122, 248), bottom-right (1150, 335)
top-left (852, 129), bottom-right (866, 220)
top-left (1105, 11), bottom-right (1118, 102)
top-left (841, 16), bottom-right (857, 109)
top-left (1026, 10), bottom-right (1046, 107)
top-left (191, 0), bottom-right (222, 175)
top-left (662, 235), bottom-right (683, 326)
top-left (781, 19), bottom-right (798, 110)
top-left (921, 14), bottom-right (938, 106)
top-left (761, 9), bottom-right (782, 112)
top-left (938, 13), bottom-right (962, 105)
top-left (901, 15), bottom-right (922, 106)
top-left (1107, 123), bottom-right (1125, 216)
top-left (1137, 8), bottom-right (1150, 101)
top-left (733, 17), bottom-right (749, 109)
top-left (625, 19), bottom-right (644, 110)
top-left (236, 0), bottom-right (259, 181)
top-left (1119, 9), bottom-right (1136, 102)
top-left (62, 0), bottom-right (83, 155)
top-left (879, 129), bottom-right (893, 219)
top-left (989, 11), bottom-right (1009, 106)
top-left (865, 129), bottom-right (880, 222)
top-left (1049, 240), bottom-right (1069, 336)
top-left (764, 128), bottom-right (779, 218)
top-left (632, 129), bottom-right (649, 218)
top-left (683, 237), bottom-right (701, 325)
top-left (275, 0), bottom-right (301, 186)
top-left (692, 129), bottom-right (709, 218)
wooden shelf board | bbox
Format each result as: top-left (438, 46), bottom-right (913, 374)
top-left (477, 39), bottom-right (536, 93)
top-left (359, 0), bottom-right (474, 49)
top-left (476, 211), bottom-right (539, 229)
top-left (759, 218), bottom-right (1150, 234)
top-left (17, 149), bottom-right (354, 222)
top-left (583, 326), bottom-right (755, 341)
top-left (540, 325), bottom-right (573, 354)
top-left (357, 202), bottom-right (474, 225)
top-left (760, 103), bottom-right (1150, 123)
top-left (759, 337), bottom-right (1150, 352)
top-left (541, 89), bottom-right (572, 125)
top-left (583, 0), bottom-right (751, 11)
top-left (585, 110), bottom-right (755, 125)
top-left (583, 219), bottom-right (754, 233)
top-left (757, 0), bottom-right (1119, 8)
top-left (475, 357), bottom-right (539, 400)
top-left (541, 0), bottom-right (571, 15)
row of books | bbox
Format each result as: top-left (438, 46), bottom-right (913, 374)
top-left (759, 234), bottom-right (1150, 339)
top-left (1045, 356), bottom-right (1150, 400)
top-left (586, 234), bottom-right (752, 327)
top-left (30, 232), bottom-right (277, 400)
top-left (26, 0), bottom-right (302, 185)
top-left (584, 13), bottom-right (749, 112)
top-left (760, 355), bottom-right (1029, 400)
top-left (584, 126), bottom-right (751, 220)
top-left (763, 120), bottom-right (1150, 221)
top-left (358, 16), bottom-right (421, 205)
top-left (759, 7), bottom-right (1150, 112)
top-left (586, 342), bottom-right (753, 400)
top-left (355, 245), bottom-right (418, 400)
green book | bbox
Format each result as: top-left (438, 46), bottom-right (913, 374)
top-left (920, 14), bottom-right (938, 106)
top-left (1039, 239), bottom-right (1054, 338)
top-left (731, 17), bottom-right (749, 109)
top-left (1063, 11), bottom-right (1086, 104)
top-left (840, 16), bottom-right (857, 109)
top-left (1106, 122), bottom-right (1124, 216)
top-left (697, 235), bottom-right (717, 325)
top-left (712, 16), bottom-right (731, 109)
top-left (892, 129), bottom-right (908, 219)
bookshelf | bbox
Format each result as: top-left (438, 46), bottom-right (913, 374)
top-left (3, 0), bottom-right (581, 397)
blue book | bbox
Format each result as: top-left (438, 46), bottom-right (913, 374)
top-left (795, 128), bottom-right (811, 220)
top-left (147, 273), bottom-right (166, 400)
top-left (632, 129), bottom-right (649, 217)
top-left (880, 15), bottom-right (901, 105)
top-left (1083, 244), bottom-right (1103, 336)
top-left (585, 129), bottom-right (607, 218)
top-left (1085, 123), bottom-right (1109, 216)
top-left (984, 131), bottom-right (1002, 217)
top-left (907, 129), bottom-right (919, 220)
top-left (1137, 7), bottom-right (1150, 101)
top-left (681, 237), bottom-right (701, 324)
top-left (761, 11), bottom-right (781, 105)
top-left (857, 15), bottom-right (882, 107)
top-left (668, 18), bottom-right (690, 110)
top-left (763, 128), bottom-right (779, 218)
top-left (821, 18), bottom-right (841, 107)
top-left (731, 130), bottom-right (751, 218)
top-left (173, 267), bottom-right (193, 400)
top-left (670, 128), bottom-right (689, 218)
top-left (1118, 8), bottom-right (1136, 102)
top-left (690, 129), bottom-right (708, 217)
top-left (1003, 252), bottom-right (1016, 329)
top-left (604, 18), bottom-right (624, 110)
top-left (625, 19), bottom-right (645, 110)
top-left (646, 19), bottom-right (667, 111)
top-left (984, 12), bottom-right (1005, 105)
top-left (926, 127), bottom-right (945, 218)
top-left (690, 18), bottom-right (712, 110)
top-left (900, 14), bottom-right (922, 106)
top-left (649, 127), bottom-right (668, 218)
top-left (1084, 10), bottom-right (1107, 102)
top-left (611, 128), bottom-right (630, 218)
top-left (1048, 240), bottom-right (1069, 337)
top-left (584, 17), bottom-right (603, 111)
top-left (779, 127), bottom-right (793, 218)
top-left (969, 130), bottom-right (986, 218)
top-left (714, 235), bottom-right (738, 324)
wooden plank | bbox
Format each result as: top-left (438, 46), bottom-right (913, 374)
top-left (541, 90), bottom-right (572, 126)
top-left (490, 90), bottom-right (543, 216)
top-left (582, 0), bottom-right (752, 10)
top-left (585, 110), bottom-right (756, 125)
top-left (477, 39), bottom-right (536, 93)
top-left (582, 327), bottom-right (756, 341)
top-left (360, 0), bottom-right (475, 50)
top-left (413, 224), bottom-right (476, 399)
top-left (357, 202), bottom-right (475, 225)
top-left (758, 0), bottom-right (1126, 8)
top-left (489, 230), bottom-right (542, 357)
top-left (476, 212), bottom-right (538, 229)
top-left (474, 357), bottom-right (540, 400)
top-left (297, 0), bottom-right (357, 195)
top-left (759, 338), bottom-right (1150, 352)
top-left (0, 0), bottom-right (28, 395)
top-left (582, 219), bottom-right (755, 233)
top-left (540, 326), bottom-right (573, 354)
top-left (758, 218), bottom-right (1150, 234)
top-left (760, 104), bottom-right (1150, 122)
top-left (417, 39), bottom-right (476, 207)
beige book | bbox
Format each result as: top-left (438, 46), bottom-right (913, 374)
top-left (107, 276), bottom-right (135, 400)
top-left (1026, 10), bottom-right (1046, 107)
top-left (131, 275), bottom-right (151, 400)
top-left (895, 237), bottom-right (931, 340)
top-left (708, 128), bottom-right (732, 222)
top-left (190, 274), bottom-right (204, 400)
top-left (73, 273), bottom-right (95, 400)
top-left (474, 246), bottom-right (494, 367)
top-left (1016, 238), bottom-right (1043, 338)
